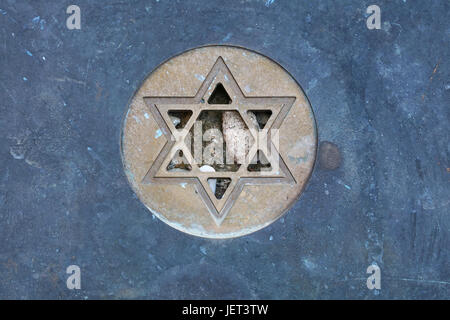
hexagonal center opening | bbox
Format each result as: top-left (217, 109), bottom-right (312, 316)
top-left (190, 110), bottom-right (253, 172)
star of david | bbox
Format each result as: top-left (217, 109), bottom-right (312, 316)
top-left (142, 57), bottom-right (296, 225)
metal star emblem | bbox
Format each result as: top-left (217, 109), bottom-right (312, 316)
top-left (142, 57), bottom-right (296, 225)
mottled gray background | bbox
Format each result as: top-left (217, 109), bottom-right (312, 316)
top-left (0, 0), bottom-right (449, 299)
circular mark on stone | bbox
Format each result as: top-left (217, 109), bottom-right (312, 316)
top-left (121, 45), bottom-right (317, 238)
top-left (319, 141), bottom-right (341, 170)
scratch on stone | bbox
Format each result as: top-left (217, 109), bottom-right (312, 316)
top-left (339, 277), bottom-right (450, 286)
top-left (222, 33), bottom-right (232, 42)
top-left (429, 59), bottom-right (440, 81)
top-left (25, 158), bottom-right (41, 168)
top-left (336, 178), bottom-right (351, 190)
top-left (87, 146), bottom-right (107, 168)
top-left (50, 76), bottom-right (86, 85)
top-left (390, 278), bottom-right (450, 286)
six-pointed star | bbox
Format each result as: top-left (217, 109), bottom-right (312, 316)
top-left (142, 57), bottom-right (296, 225)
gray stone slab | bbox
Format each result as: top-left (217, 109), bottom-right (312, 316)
top-left (0, 0), bottom-right (448, 299)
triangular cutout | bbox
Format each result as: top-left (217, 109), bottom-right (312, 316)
top-left (207, 178), bottom-right (231, 199)
top-left (208, 83), bottom-right (232, 104)
top-left (247, 110), bottom-right (272, 129)
top-left (247, 150), bottom-right (272, 172)
top-left (166, 150), bottom-right (192, 171)
top-left (168, 110), bottom-right (193, 130)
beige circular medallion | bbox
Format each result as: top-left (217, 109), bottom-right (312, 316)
top-left (121, 45), bottom-right (317, 238)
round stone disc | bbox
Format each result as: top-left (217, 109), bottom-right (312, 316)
top-left (121, 45), bottom-right (317, 238)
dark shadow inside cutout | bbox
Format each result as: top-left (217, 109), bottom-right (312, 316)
top-left (208, 83), bottom-right (232, 104)
top-left (247, 150), bottom-right (272, 172)
top-left (168, 110), bottom-right (193, 129)
top-left (166, 150), bottom-right (192, 171)
top-left (208, 178), bottom-right (231, 199)
top-left (247, 110), bottom-right (272, 129)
